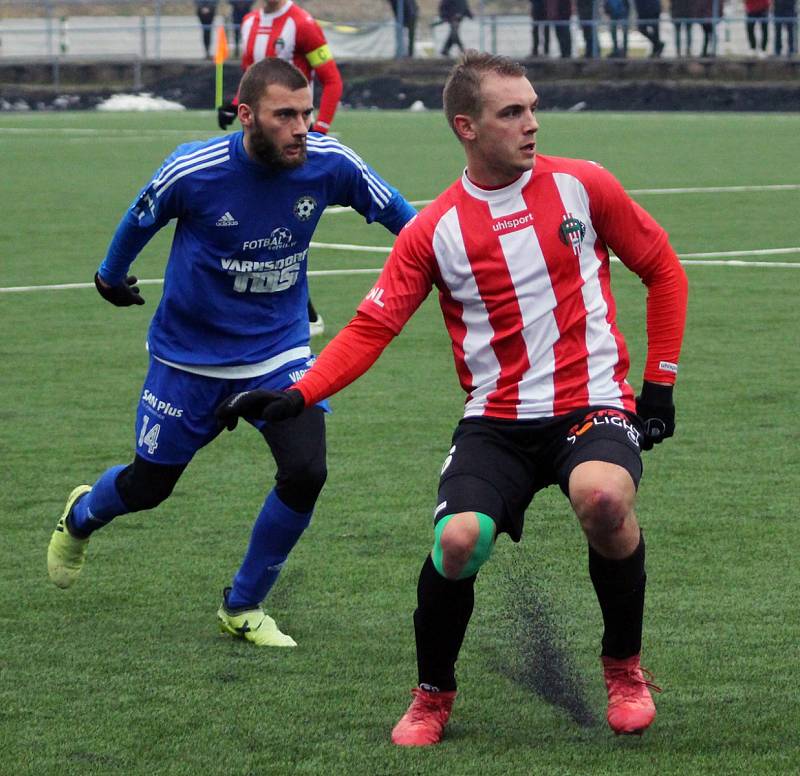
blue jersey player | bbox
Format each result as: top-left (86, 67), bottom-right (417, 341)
top-left (47, 58), bottom-right (416, 647)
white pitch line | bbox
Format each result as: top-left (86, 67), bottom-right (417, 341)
top-left (628, 184), bottom-right (800, 195)
top-left (323, 184), bottom-right (800, 214)
top-left (309, 241), bottom-right (390, 253)
top-left (0, 127), bottom-right (210, 137)
top-left (3, 247), bottom-right (799, 294)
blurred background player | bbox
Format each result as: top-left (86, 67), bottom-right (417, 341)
top-left (216, 50), bottom-right (688, 746)
top-left (218, 0), bottom-right (343, 135)
top-left (195, 0), bottom-right (219, 59)
top-left (47, 58), bottom-right (415, 649)
top-left (218, 0), bottom-right (344, 336)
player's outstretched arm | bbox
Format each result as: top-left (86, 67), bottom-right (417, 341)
top-left (216, 312), bottom-right (396, 431)
top-left (94, 272), bottom-right (145, 306)
top-left (216, 388), bottom-right (305, 430)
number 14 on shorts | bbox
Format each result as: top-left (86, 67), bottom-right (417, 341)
top-left (138, 414), bottom-right (161, 454)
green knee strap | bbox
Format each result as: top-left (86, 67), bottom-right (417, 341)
top-left (432, 512), bottom-right (496, 580)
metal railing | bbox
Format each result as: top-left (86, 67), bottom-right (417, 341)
top-left (0, 1), bottom-right (796, 61)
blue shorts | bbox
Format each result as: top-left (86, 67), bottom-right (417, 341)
top-left (134, 356), bottom-right (329, 465)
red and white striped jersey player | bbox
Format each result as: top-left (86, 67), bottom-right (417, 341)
top-left (286, 133), bottom-right (687, 425)
top-left (240, 0), bottom-right (343, 134)
top-left (215, 52), bottom-right (689, 747)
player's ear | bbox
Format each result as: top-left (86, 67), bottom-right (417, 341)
top-left (453, 114), bottom-right (476, 142)
top-left (238, 103), bottom-right (254, 128)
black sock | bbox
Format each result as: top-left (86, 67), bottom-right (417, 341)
top-left (412, 554), bottom-right (476, 692)
top-left (588, 533), bottom-right (646, 659)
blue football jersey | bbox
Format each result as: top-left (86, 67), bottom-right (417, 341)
top-left (99, 131), bottom-right (415, 372)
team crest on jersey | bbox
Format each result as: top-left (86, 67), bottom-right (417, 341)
top-left (293, 195), bottom-right (317, 221)
top-left (559, 214), bottom-right (586, 256)
top-left (274, 37), bottom-right (285, 54)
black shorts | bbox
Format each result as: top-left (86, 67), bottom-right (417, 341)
top-left (436, 407), bottom-right (644, 542)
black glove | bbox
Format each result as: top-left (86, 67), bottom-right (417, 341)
top-left (635, 381), bottom-right (675, 451)
top-left (215, 388), bottom-right (305, 431)
top-left (94, 272), bottom-right (145, 306)
top-left (217, 102), bottom-right (237, 130)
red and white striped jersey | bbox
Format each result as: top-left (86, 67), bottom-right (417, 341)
top-left (355, 155), bottom-right (687, 420)
top-left (238, 1), bottom-right (342, 131)
top-left (240, 1), bottom-right (330, 78)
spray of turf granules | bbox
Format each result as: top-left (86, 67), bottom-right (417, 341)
top-left (495, 565), bottom-right (597, 728)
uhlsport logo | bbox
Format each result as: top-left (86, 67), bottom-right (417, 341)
top-left (559, 213), bottom-right (586, 256)
top-left (567, 409), bottom-right (640, 447)
top-left (492, 211), bottom-right (534, 235)
top-left (216, 211), bottom-right (239, 227)
top-left (293, 196), bottom-right (317, 221)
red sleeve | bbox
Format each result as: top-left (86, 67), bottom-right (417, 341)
top-left (355, 216), bottom-right (436, 333)
top-left (293, 216), bottom-right (436, 404)
top-left (312, 59), bottom-right (343, 132)
top-left (586, 164), bottom-right (689, 384)
top-left (292, 313), bottom-right (395, 406)
top-left (295, 15), bottom-right (342, 132)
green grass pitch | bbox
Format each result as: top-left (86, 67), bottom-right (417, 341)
top-left (1, 108), bottom-right (799, 775)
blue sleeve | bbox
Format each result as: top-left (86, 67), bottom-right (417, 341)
top-left (329, 140), bottom-right (417, 236)
top-left (376, 192), bottom-right (417, 236)
top-left (98, 147), bottom-right (187, 284)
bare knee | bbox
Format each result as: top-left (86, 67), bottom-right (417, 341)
top-left (569, 461), bottom-right (637, 541)
top-left (574, 486), bottom-right (630, 536)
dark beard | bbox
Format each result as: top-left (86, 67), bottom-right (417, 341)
top-left (249, 119), bottom-right (307, 170)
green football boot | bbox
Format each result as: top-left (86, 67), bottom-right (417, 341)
top-left (217, 588), bottom-right (297, 647)
top-left (47, 485), bottom-right (92, 589)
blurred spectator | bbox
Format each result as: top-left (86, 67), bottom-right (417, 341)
top-left (634, 0), bottom-right (664, 56)
top-left (387, 0), bottom-right (419, 57)
top-left (690, 0), bottom-right (714, 56)
top-left (671, 0), bottom-right (693, 55)
top-left (548, 0), bottom-right (573, 57)
top-left (529, 0), bottom-right (551, 57)
top-left (576, 0), bottom-right (599, 57)
top-left (439, 0), bottom-right (473, 57)
top-left (774, 0), bottom-right (797, 56)
top-left (229, 0), bottom-right (253, 58)
top-left (605, 0), bottom-right (630, 57)
top-left (195, 0), bottom-right (219, 59)
top-left (745, 0), bottom-right (770, 55)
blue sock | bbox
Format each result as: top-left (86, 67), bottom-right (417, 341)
top-left (69, 465), bottom-right (129, 537)
top-left (227, 490), bottom-right (313, 610)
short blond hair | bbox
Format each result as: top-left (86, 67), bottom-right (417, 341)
top-left (443, 50), bottom-right (527, 138)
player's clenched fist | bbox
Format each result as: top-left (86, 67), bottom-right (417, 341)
top-left (215, 388), bottom-right (305, 430)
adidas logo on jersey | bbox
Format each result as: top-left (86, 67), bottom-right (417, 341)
top-left (216, 211), bottom-right (239, 227)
